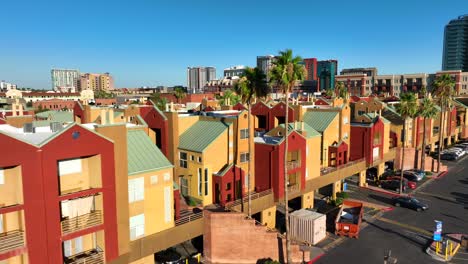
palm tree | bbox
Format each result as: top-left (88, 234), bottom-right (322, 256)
top-left (433, 74), bottom-right (456, 172)
top-left (219, 89), bottom-right (241, 106)
top-left (419, 96), bottom-right (438, 171)
top-left (234, 67), bottom-right (270, 218)
top-left (395, 92), bottom-right (418, 194)
top-left (269, 49), bottom-right (306, 264)
top-left (335, 81), bottom-right (348, 100)
top-left (173, 86), bottom-right (187, 103)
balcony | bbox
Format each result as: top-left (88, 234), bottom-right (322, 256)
top-left (64, 248), bottom-right (104, 264)
top-left (287, 160), bottom-right (301, 170)
top-left (61, 211), bottom-right (102, 235)
top-left (0, 230), bottom-right (25, 254)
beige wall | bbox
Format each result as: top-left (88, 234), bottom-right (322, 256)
top-left (59, 155), bottom-right (102, 195)
top-left (128, 167), bottom-right (174, 237)
top-left (0, 166), bottom-right (23, 207)
top-left (306, 136), bottom-right (321, 179)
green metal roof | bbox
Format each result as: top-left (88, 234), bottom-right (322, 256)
top-left (127, 130), bottom-right (173, 175)
top-left (215, 163), bottom-right (234, 177)
top-left (303, 111), bottom-right (338, 133)
top-left (178, 120), bottom-right (230, 153)
top-left (280, 122), bottom-right (321, 138)
top-left (35, 110), bottom-right (74, 123)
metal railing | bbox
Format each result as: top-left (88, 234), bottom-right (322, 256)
top-left (320, 158), bottom-right (366, 176)
top-left (225, 189), bottom-right (273, 210)
top-left (61, 211), bottom-right (102, 235)
top-left (287, 184), bottom-right (300, 194)
top-left (174, 211), bottom-right (203, 226)
top-left (0, 229), bottom-right (25, 254)
top-left (287, 160), bottom-right (301, 170)
top-left (64, 248), bottom-right (104, 264)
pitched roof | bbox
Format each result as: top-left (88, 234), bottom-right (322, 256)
top-left (178, 120), bottom-right (230, 152)
top-left (127, 130), bottom-right (173, 175)
top-left (303, 111), bottom-right (339, 132)
top-left (215, 163), bottom-right (234, 177)
top-left (280, 122), bottom-right (321, 138)
top-left (381, 106), bottom-right (404, 125)
top-left (35, 110), bottom-right (74, 123)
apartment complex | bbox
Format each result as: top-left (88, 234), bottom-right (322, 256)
top-left (187, 67), bottom-right (216, 94)
top-left (257, 55), bottom-right (276, 81)
top-left (78, 73), bottom-right (114, 92)
top-left (223, 65), bottom-right (246, 78)
top-left (442, 15), bottom-right (468, 72)
top-left (51, 69), bottom-right (80, 92)
top-left (0, 81), bottom-right (17, 91)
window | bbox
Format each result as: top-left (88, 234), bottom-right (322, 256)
top-left (0, 169), bottom-right (4, 185)
top-left (150, 175), bottom-right (158, 185)
top-left (343, 117), bottom-right (349, 124)
top-left (240, 153), bottom-right (250, 163)
top-left (226, 183), bottom-right (231, 190)
top-left (204, 169), bottom-right (209, 196)
top-left (179, 152), bottom-right (188, 168)
top-left (358, 110), bottom-right (365, 116)
top-left (58, 159), bottom-right (82, 176)
top-left (191, 155), bottom-right (194, 161)
top-left (163, 173), bottom-right (170, 181)
top-left (198, 157), bottom-right (202, 163)
top-left (164, 186), bottom-right (171, 223)
top-left (130, 214), bottom-right (145, 240)
top-left (63, 239), bottom-right (72, 257)
top-left (240, 128), bottom-right (249, 139)
top-left (128, 177), bottom-right (144, 203)
top-left (198, 168), bottom-right (202, 196)
top-left (0, 214), bottom-right (3, 233)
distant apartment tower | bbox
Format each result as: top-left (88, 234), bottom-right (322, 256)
top-left (79, 72), bottom-right (114, 91)
top-left (442, 15), bottom-right (468, 71)
top-left (224, 65), bottom-right (246, 78)
top-left (340, 67), bottom-right (378, 78)
top-left (51, 69), bottom-right (80, 92)
top-left (0, 80), bottom-right (17, 91)
top-left (187, 67), bottom-right (216, 93)
top-left (303, 58), bottom-right (318, 81)
top-left (257, 55), bottom-right (276, 80)
top-left (317, 60), bottom-right (338, 90)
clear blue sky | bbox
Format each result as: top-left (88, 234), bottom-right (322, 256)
top-left (1, 0), bottom-right (467, 89)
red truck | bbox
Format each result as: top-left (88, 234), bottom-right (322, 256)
top-left (335, 200), bottom-right (364, 238)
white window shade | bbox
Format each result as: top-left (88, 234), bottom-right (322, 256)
top-left (164, 186), bottom-right (171, 223)
top-left (128, 178), bottom-right (145, 203)
top-left (373, 147), bottom-right (379, 160)
top-left (0, 169), bottom-right (4, 184)
top-left (59, 159), bottom-right (82, 176)
top-left (130, 214), bottom-right (145, 240)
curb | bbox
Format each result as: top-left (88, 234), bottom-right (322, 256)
top-left (435, 171), bottom-right (448, 180)
top-left (308, 253), bottom-right (325, 264)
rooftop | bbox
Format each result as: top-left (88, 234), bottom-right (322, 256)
top-left (179, 120), bottom-right (231, 152)
top-left (303, 111), bottom-right (339, 132)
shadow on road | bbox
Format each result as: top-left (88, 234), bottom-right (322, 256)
top-left (441, 213), bottom-right (468, 223)
top-left (365, 221), bottom-right (431, 253)
top-left (368, 194), bottom-right (394, 206)
top-left (451, 192), bottom-right (468, 207)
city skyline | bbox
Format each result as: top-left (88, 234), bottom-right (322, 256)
top-left (1, 0), bottom-right (467, 89)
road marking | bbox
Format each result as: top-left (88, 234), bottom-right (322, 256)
top-left (375, 217), bottom-right (432, 236)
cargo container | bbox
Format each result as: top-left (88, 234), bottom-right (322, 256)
top-left (334, 200), bottom-right (363, 238)
top-left (289, 209), bottom-right (326, 245)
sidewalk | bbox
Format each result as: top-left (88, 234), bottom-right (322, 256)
top-left (426, 234), bottom-right (466, 262)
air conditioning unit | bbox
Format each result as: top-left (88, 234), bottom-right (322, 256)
top-left (23, 123), bottom-right (35, 133)
top-left (50, 122), bottom-right (63, 132)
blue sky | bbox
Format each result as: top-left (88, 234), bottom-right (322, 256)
top-left (1, 0), bottom-right (466, 89)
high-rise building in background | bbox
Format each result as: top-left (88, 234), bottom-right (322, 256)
top-left (0, 80), bottom-right (17, 91)
top-left (51, 69), bottom-right (80, 92)
top-left (78, 72), bottom-right (114, 92)
top-left (340, 67), bottom-right (377, 78)
top-left (442, 15), bottom-right (468, 71)
top-left (257, 55), bottom-right (276, 81)
top-left (317, 60), bottom-right (338, 90)
top-left (224, 65), bottom-right (246, 78)
top-left (187, 67), bottom-right (216, 93)
top-left (303, 58), bottom-right (318, 81)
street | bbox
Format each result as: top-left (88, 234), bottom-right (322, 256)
top-left (316, 157), bottom-right (468, 264)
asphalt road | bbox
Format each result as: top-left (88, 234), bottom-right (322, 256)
top-left (316, 158), bottom-right (468, 264)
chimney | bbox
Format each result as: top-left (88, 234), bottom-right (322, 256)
top-left (18, 103), bottom-right (23, 116)
top-left (170, 101), bottom-right (174, 112)
top-left (100, 109), bottom-right (107, 125)
top-left (301, 121), bottom-right (304, 131)
top-left (108, 108), bottom-right (114, 124)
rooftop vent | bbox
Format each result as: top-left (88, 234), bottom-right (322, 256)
top-left (23, 123), bottom-right (35, 133)
top-left (50, 122), bottom-right (63, 132)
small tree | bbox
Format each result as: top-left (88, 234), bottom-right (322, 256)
top-left (419, 96), bottom-right (438, 171)
top-left (173, 86), bottom-right (187, 103)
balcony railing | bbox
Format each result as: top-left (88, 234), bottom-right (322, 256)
top-left (64, 248), bottom-right (104, 264)
top-left (0, 230), bottom-right (25, 254)
top-left (175, 212), bottom-right (203, 226)
top-left (320, 158), bottom-right (366, 176)
top-left (287, 184), bottom-right (300, 194)
top-left (287, 160), bottom-right (301, 170)
top-left (225, 189), bottom-right (273, 210)
top-left (61, 211), bottom-right (102, 235)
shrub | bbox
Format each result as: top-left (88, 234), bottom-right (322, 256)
top-left (336, 192), bottom-right (349, 199)
top-left (425, 171), bottom-right (433, 176)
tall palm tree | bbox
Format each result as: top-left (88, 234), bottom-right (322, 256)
top-left (234, 67), bottom-right (270, 218)
top-left (173, 86), bottom-right (187, 103)
top-left (433, 74), bottom-right (456, 172)
top-left (335, 81), bottom-right (348, 99)
top-left (395, 92), bottom-right (418, 194)
top-left (269, 49), bottom-right (306, 264)
top-left (219, 89), bottom-right (241, 106)
top-left (419, 96), bottom-right (438, 171)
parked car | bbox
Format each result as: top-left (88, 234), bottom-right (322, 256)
top-left (366, 168), bottom-right (378, 181)
top-left (382, 177), bottom-right (417, 189)
top-left (453, 144), bottom-right (468, 151)
top-left (445, 147), bottom-right (466, 156)
top-left (441, 152), bottom-right (460, 161)
top-left (392, 196), bottom-right (428, 211)
top-left (406, 169), bottom-right (425, 181)
top-left (379, 180), bottom-right (407, 193)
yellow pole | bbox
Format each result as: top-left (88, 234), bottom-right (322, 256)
top-left (450, 241), bottom-right (453, 255)
top-left (436, 242), bottom-right (439, 254)
top-left (445, 244), bottom-right (448, 260)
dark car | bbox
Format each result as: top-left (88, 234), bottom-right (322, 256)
top-left (402, 172), bottom-right (420, 182)
top-left (366, 168), bottom-right (378, 181)
top-left (441, 152), bottom-right (460, 161)
top-left (392, 196), bottom-right (428, 211)
top-left (379, 180), bottom-right (407, 193)
top-left (383, 177), bottom-right (417, 189)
